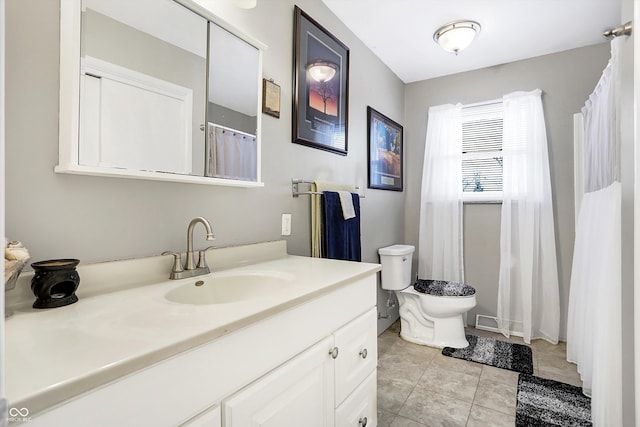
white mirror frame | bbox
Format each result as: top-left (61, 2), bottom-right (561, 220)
top-left (57, 0), bottom-right (266, 187)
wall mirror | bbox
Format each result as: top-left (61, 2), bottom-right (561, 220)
top-left (57, 0), bottom-right (265, 187)
top-left (207, 22), bottom-right (260, 181)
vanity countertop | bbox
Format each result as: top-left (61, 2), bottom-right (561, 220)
top-left (5, 246), bottom-right (381, 417)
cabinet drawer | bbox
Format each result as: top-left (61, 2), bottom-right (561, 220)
top-left (334, 308), bottom-right (377, 405)
top-left (335, 371), bottom-right (377, 427)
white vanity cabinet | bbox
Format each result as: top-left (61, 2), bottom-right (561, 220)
top-left (223, 336), bottom-right (335, 426)
top-left (335, 372), bottom-right (377, 427)
top-left (180, 405), bottom-right (221, 427)
top-left (333, 308), bottom-right (377, 405)
top-left (334, 308), bottom-right (377, 427)
top-left (14, 263), bottom-right (379, 427)
top-left (224, 309), bottom-right (378, 427)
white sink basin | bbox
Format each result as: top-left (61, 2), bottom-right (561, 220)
top-left (165, 271), bottom-right (296, 305)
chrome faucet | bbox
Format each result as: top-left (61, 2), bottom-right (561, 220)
top-left (163, 217), bottom-right (215, 280)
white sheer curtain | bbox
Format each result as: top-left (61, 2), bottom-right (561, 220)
top-left (497, 89), bottom-right (560, 344)
top-left (567, 39), bottom-right (621, 425)
top-left (207, 124), bottom-right (257, 181)
top-left (418, 104), bottom-right (464, 282)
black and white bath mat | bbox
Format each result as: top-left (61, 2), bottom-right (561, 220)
top-left (516, 374), bottom-right (592, 426)
top-left (441, 334), bottom-right (533, 374)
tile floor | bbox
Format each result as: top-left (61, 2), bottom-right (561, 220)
top-left (377, 321), bottom-right (583, 427)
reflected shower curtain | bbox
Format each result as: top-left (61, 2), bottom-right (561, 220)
top-left (567, 39), bottom-right (621, 425)
top-left (497, 89), bottom-right (560, 344)
top-left (418, 104), bottom-right (464, 282)
top-left (207, 124), bottom-right (257, 181)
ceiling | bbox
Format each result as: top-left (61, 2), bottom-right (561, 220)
top-left (321, 0), bottom-right (622, 83)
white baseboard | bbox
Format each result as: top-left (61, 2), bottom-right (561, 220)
top-left (475, 314), bottom-right (524, 338)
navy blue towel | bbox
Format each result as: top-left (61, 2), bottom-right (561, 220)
top-left (322, 191), bottom-right (361, 262)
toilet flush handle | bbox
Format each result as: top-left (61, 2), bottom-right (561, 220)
top-left (402, 257), bottom-right (407, 262)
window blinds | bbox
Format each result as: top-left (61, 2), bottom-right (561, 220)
top-left (461, 101), bottom-right (503, 194)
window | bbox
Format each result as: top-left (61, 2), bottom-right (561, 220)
top-left (461, 101), bottom-right (503, 201)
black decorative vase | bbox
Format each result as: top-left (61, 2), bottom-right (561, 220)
top-left (30, 259), bottom-right (80, 309)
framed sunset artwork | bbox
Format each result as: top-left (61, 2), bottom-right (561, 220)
top-left (293, 6), bottom-right (349, 155)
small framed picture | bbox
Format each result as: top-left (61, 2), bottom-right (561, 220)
top-left (262, 79), bottom-right (281, 118)
top-left (367, 106), bottom-right (403, 191)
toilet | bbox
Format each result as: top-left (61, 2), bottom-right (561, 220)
top-left (378, 244), bottom-right (477, 349)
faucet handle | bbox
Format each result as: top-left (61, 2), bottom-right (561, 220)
top-left (162, 251), bottom-right (184, 274)
top-left (196, 246), bottom-right (215, 270)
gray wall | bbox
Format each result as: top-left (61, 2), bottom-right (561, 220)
top-left (208, 102), bottom-right (256, 136)
top-left (5, 0), bottom-right (406, 332)
top-left (403, 43), bottom-right (611, 340)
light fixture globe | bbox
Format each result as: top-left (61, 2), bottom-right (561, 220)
top-left (433, 20), bottom-right (481, 54)
top-left (307, 61), bottom-right (338, 83)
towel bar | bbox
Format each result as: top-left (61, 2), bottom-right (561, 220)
top-left (291, 179), bottom-right (365, 198)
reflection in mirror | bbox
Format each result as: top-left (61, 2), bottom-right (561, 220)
top-left (207, 22), bottom-right (260, 182)
top-left (60, 0), bottom-right (264, 186)
top-left (80, 0), bottom-right (207, 175)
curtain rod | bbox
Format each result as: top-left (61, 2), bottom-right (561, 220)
top-left (603, 21), bottom-right (632, 39)
top-left (462, 98), bottom-right (502, 109)
top-left (207, 122), bottom-right (256, 138)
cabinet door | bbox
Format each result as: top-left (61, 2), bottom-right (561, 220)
top-left (334, 308), bottom-right (377, 404)
top-left (224, 336), bottom-right (335, 427)
top-left (179, 405), bottom-right (221, 427)
top-left (335, 371), bottom-right (377, 427)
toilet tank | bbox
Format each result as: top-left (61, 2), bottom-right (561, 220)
top-left (378, 245), bottom-right (415, 291)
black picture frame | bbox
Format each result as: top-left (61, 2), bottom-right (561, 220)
top-left (367, 106), bottom-right (403, 191)
top-left (293, 6), bottom-right (349, 156)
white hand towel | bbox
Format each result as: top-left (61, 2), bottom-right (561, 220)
top-left (337, 191), bottom-right (356, 220)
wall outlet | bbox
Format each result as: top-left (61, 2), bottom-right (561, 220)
top-left (281, 213), bottom-right (292, 236)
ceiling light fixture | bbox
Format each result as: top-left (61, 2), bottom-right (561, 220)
top-left (232, 0), bottom-right (257, 9)
top-left (433, 20), bottom-right (481, 55)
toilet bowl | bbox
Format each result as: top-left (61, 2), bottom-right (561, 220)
top-left (378, 245), bottom-right (477, 349)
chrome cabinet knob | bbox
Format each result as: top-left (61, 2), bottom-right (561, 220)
top-left (329, 347), bottom-right (339, 359)
top-left (359, 416), bottom-right (368, 426)
top-left (359, 348), bottom-right (368, 359)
